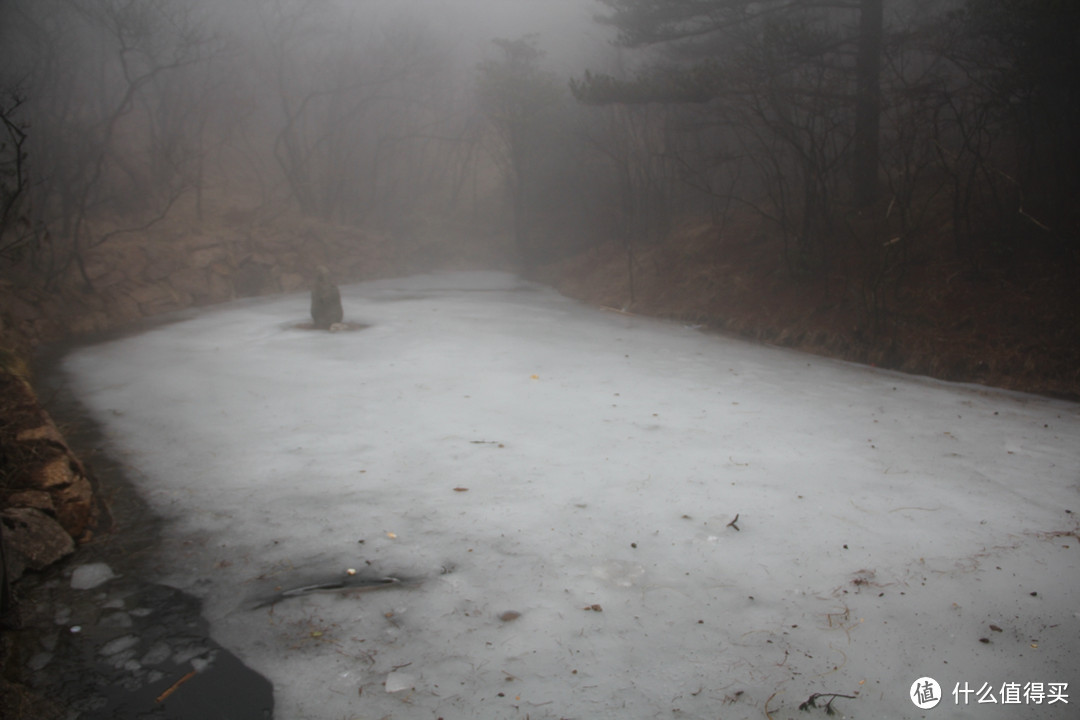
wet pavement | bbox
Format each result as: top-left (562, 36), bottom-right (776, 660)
top-left (11, 568), bottom-right (272, 719)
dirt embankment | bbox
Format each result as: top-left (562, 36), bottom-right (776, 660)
top-left (0, 200), bottom-right (515, 358)
top-left (534, 221), bottom-right (1080, 400)
top-left (1, 217), bottom-right (383, 357)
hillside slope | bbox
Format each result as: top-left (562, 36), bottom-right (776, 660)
top-left (536, 221), bottom-right (1079, 400)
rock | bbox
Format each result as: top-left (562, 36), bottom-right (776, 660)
top-left (67, 311), bottom-right (111, 336)
top-left (130, 282), bottom-right (190, 315)
top-left (190, 246), bottom-right (228, 269)
top-left (311, 266), bottom-right (344, 329)
top-left (128, 283), bottom-right (178, 307)
top-left (143, 244), bottom-right (184, 281)
top-left (4, 490), bottom-right (55, 515)
top-left (115, 243), bottom-right (149, 278)
top-left (100, 288), bottom-right (145, 324)
top-left (207, 272), bottom-right (233, 302)
top-left (33, 456), bottom-right (97, 541)
top-left (70, 563), bottom-right (117, 590)
top-left (233, 263), bottom-right (272, 297)
top-left (168, 267), bottom-right (211, 298)
top-left (15, 417), bottom-right (67, 445)
top-left (279, 272), bottom-right (306, 293)
top-left (208, 261), bottom-right (234, 277)
top-left (1, 507), bottom-right (75, 581)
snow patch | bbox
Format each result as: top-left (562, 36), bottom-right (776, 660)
top-left (70, 563), bottom-right (117, 590)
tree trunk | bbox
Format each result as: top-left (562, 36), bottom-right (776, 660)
top-left (853, 0), bottom-right (883, 208)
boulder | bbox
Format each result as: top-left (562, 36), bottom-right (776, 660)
top-left (311, 266), bottom-right (344, 329)
top-left (169, 267), bottom-right (212, 298)
top-left (130, 283), bottom-right (191, 315)
top-left (208, 261), bottom-right (234, 277)
top-left (33, 456), bottom-right (96, 542)
top-left (233, 263), bottom-right (272, 297)
top-left (1, 507), bottom-right (75, 582)
top-left (128, 283), bottom-right (178, 306)
top-left (207, 272), bottom-right (233, 302)
top-left (4, 491), bottom-right (56, 515)
top-left (279, 272), bottom-right (306, 293)
top-left (67, 311), bottom-right (111, 336)
top-left (15, 417), bottom-right (67, 445)
top-left (190, 245), bottom-right (228, 269)
top-left (100, 288), bottom-right (145, 324)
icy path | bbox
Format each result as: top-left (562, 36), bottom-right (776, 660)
top-left (64, 272), bottom-right (1079, 719)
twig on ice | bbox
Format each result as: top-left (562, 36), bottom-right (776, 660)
top-left (156, 670), bottom-right (197, 703)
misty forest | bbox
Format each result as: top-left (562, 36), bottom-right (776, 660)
top-left (1, 1), bottom-right (1078, 719)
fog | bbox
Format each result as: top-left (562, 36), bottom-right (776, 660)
top-left (3, 1), bottom-right (1079, 717)
top-left (4, 0), bottom-right (1077, 277)
top-left (0, 0), bottom-right (764, 283)
top-left (1, 0), bottom-right (620, 267)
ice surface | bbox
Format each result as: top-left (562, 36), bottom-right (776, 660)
top-left (384, 670), bottom-right (417, 693)
top-left (100, 634), bottom-right (140, 657)
top-left (69, 562), bottom-right (117, 590)
top-left (140, 641), bottom-right (172, 666)
top-left (62, 271), bottom-right (1080, 718)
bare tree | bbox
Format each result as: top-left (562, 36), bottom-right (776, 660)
top-left (0, 89), bottom-right (35, 262)
top-left (254, 1), bottom-right (458, 227)
top-left (1, 0), bottom-right (217, 289)
top-left (588, 0), bottom-right (884, 207)
top-left (476, 36), bottom-right (563, 264)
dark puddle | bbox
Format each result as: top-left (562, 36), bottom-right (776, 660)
top-left (4, 341), bottom-right (275, 719)
top-left (12, 572), bottom-right (272, 719)
top-left (249, 574), bottom-right (410, 610)
top-left (286, 320), bottom-right (370, 332)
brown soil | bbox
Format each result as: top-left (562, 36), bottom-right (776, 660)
top-left (534, 218), bottom-right (1080, 400)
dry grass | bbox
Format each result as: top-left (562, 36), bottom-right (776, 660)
top-left (536, 216), bottom-right (1080, 400)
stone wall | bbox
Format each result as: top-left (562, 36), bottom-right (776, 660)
top-left (0, 369), bottom-right (94, 587)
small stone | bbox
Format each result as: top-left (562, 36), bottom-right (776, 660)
top-left (70, 562), bottom-right (117, 589)
top-left (385, 671), bottom-right (416, 693)
top-left (1, 507), bottom-right (75, 580)
top-left (5, 490), bottom-right (56, 514)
